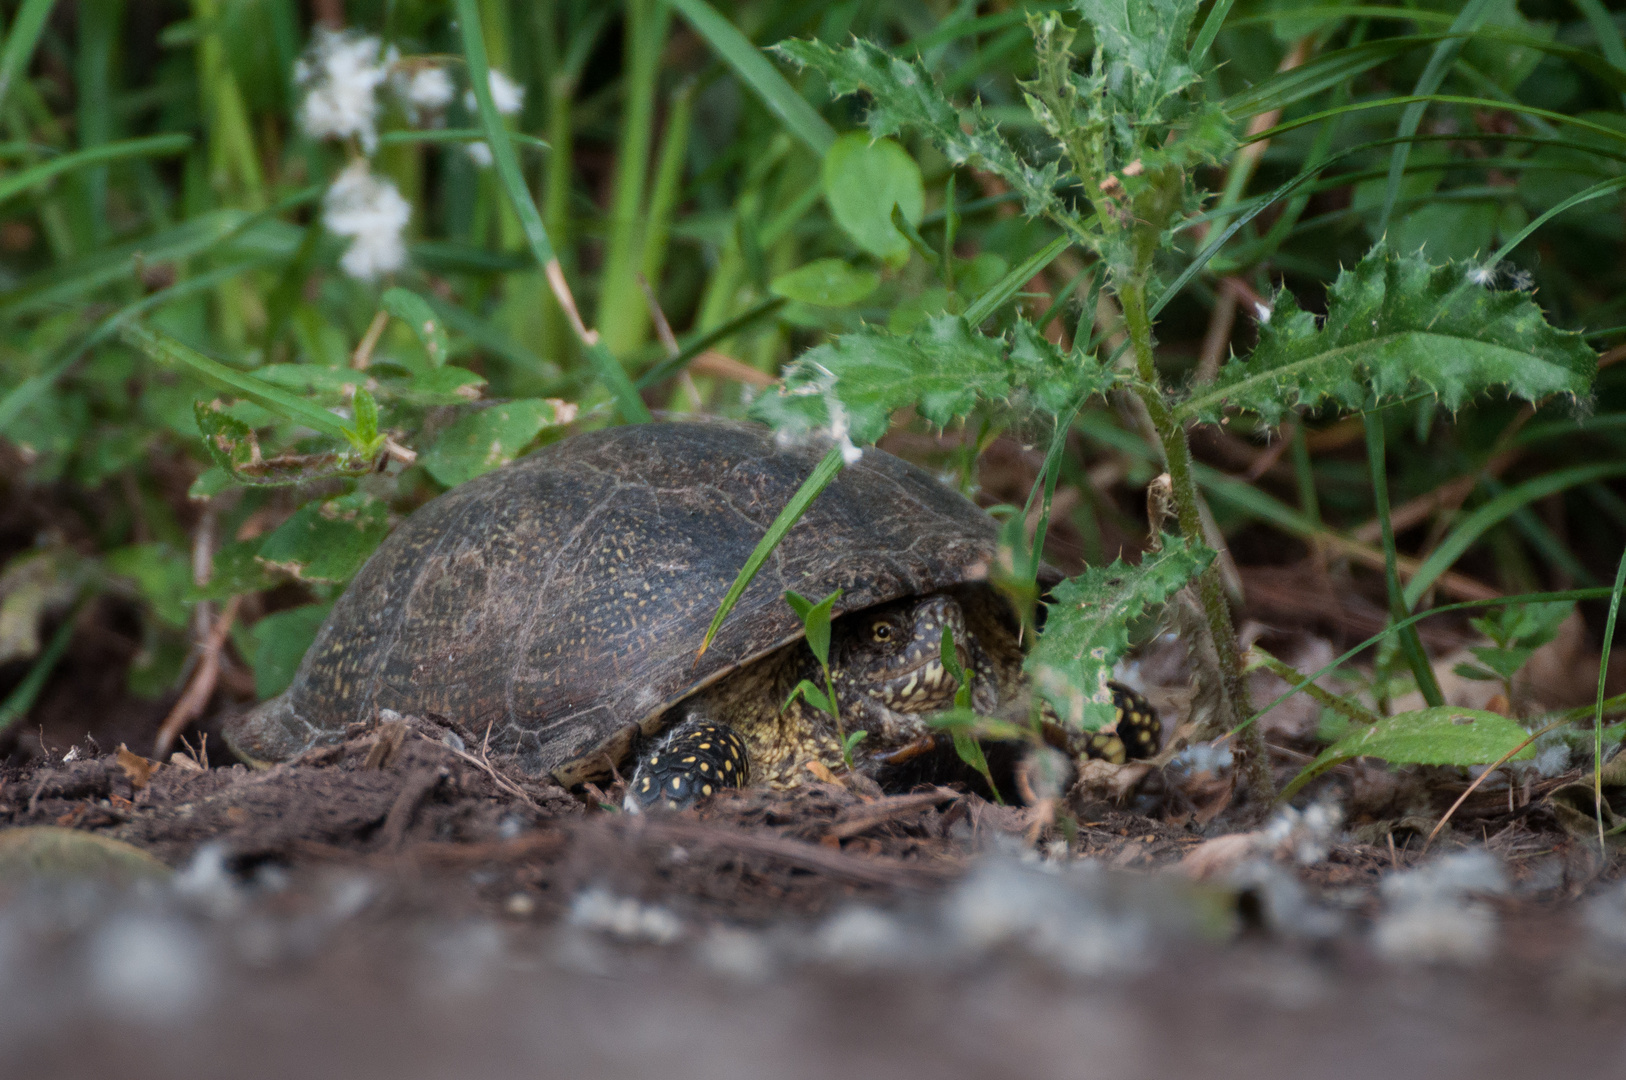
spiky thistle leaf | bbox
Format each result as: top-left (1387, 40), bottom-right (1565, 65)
top-left (1027, 534), bottom-right (1214, 731)
top-left (748, 316), bottom-right (1118, 444)
top-left (773, 38), bottom-right (1068, 226)
top-left (1175, 244), bottom-right (1598, 425)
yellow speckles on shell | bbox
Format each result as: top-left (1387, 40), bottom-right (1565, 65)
top-left (699, 762), bottom-right (709, 773)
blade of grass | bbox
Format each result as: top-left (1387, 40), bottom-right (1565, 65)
top-left (906, 3), bottom-right (1067, 55)
top-left (1365, 409), bottom-right (1444, 707)
top-left (964, 235), bottom-right (1070, 325)
top-left (698, 445), bottom-right (845, 657)
top-left (0, 599), bottom-right (81, 734)
top-left (1191, 0), bottom-right (1238, 65)
top-left (424, 294), bottom-right (561, 383)
top-left (1595, 547), bottom-right (1626, 850)
top-left (1238, 586), bottom-right (1618, 738)
top-left (1248, 94), bottom-right (1626, 150)
top-left (378, 128), bottom-right (551, 151)
top-left (0, 0), bottom-right (54, 116)
top-left (0, 251), bottom-right (284, 436)
top-left (599, 0), bottom-right (671, 355)
top-left (1403, 462), bottom-right (1626, 609)
top-left (0, 132), bottom-right (192, 207)
top-left (453, 0), bottom-right (650, 424)
top-left (118, 322), bottom-right (359, 444)
top-left (633, 299), bottom-right (787, 389)
top-left (75, 0), bottom-right (119, 248)
top-left (669, 0), bottom-right (835, 156)
top-left (1576, 0), bottom-right (1626, 110)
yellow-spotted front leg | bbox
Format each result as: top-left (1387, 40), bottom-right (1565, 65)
top-left (1076, 682), bottom-right (1163, 764)
top-left (623, 717), bottom-right (752, 812)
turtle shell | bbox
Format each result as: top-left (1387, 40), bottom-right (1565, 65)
top-left (226, 420), bottom-right (1009, 780)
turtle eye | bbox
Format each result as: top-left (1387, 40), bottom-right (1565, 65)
top-left (871, 622), bottom-right (893, 642)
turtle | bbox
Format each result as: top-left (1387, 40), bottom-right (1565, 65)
top-left (224, 419), bottom-right (1160, 810)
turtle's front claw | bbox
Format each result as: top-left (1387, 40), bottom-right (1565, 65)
top-left (624, 718), bottom-right (751, 813)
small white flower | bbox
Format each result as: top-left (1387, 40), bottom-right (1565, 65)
top-left (296, 30), bottom-right (390, 152)
top-left (322, 160), bottom-right (411, 281)
top-left (465, 140), bottom-right (494, 168)
top-left (464, 69), bottom-right (525, 116)
top-left (401, 65), bottom-right (453, 111)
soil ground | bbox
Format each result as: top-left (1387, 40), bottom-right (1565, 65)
top-left (4, 711), bottom-right (1626, 1079)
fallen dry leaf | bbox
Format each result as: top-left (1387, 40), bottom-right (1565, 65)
top-left (115, 744), bottom-right (158, 790)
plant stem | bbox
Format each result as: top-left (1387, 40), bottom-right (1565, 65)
top-left (1119, 276), bottom-right (1272, 803)
top-left (1364, 410), bottom-right (1446, 707)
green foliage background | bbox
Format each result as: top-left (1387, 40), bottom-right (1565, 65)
top-left (0, 0), bottom-right (1622, 784)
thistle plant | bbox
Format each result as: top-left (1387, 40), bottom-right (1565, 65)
top-left (746, 0), bottom-right (1597, 801)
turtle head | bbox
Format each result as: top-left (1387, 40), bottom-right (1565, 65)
top-left (829, 593), bottom-right (969, 714)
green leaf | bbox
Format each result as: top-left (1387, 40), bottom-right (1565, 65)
top-left (248, 603), bottom-right (331, 700)
top-left (351, 387), bottom-right (381, 454)
top-left (751, 315), bottom-right (1117, 446)
top-left (1028, 535), bottom-right (1215, 731)
top-left (769, 259), bottom-right (880, 307)
top-left (1076, 0), bottom-right (1203, 114)
top-left (396, 366), bottom-right (487, 405)
top-left (0, 132), bottom-right (191, 208)
top-left (192, 400), bottom-right (373, 487)
top-left (822, 133), bottom-right (924, 263)
top-left (105, 544), bottom-right (192, 629)
top-left (700, 446), bottom-right (845, 657)
top-left (951, 728), bottom-right (1001, 803)
top-left (255, 494), bottom-right (389, 584)
top-left (124, 323), bottom-right (360, 445)
top-left (1280, 706), bottom-right (1537, 800)
top-left (251, 365), bottom-right (361, 394)
top-left (667, 0), bottom-right (835, 155)
top-left (940, 624), bottom-right (973, 710)
top-left (1177, 243), bottom-right (1598, 425)
top-left (187, 539), bottom-right (277, 602)
top-left (420, 399), bottom-right (564, 488)
top-left (784, 678), bottom-right (834, 716)
top-left (381, 287), bottom-right (450, 368)
top-left (785, 588), bottom-right (840, 667)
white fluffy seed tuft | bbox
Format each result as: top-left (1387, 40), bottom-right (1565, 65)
top-left (322, 160), bottom-right (411, 281)
top-left (464, 69), bottom-right (525, 116)
top-left (296, 30), bottom-right (390, 152)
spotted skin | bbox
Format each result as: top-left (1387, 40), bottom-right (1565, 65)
top-left (1074, 682), bottom-right (1162, 763)
top-left (625, 719), bottom-right (750, 811)
top-left (625, 591), bottom-right (1163, 810)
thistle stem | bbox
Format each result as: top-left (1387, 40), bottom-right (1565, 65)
top-left (1119, 277), bottom-right (1273, 804)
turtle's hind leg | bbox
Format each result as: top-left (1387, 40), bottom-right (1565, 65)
top-left (624, 716), bottom-right (752, 812)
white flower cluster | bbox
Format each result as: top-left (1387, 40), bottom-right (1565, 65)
top-left (323, 160), bottom-right (411, 281)
top-left (293, 30), bottom-right (527, 280)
